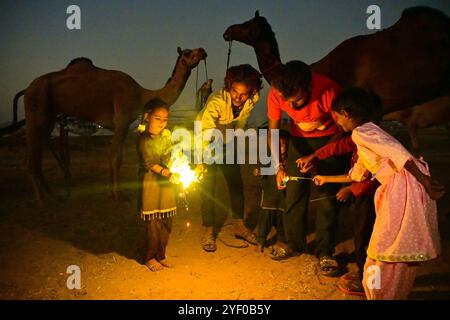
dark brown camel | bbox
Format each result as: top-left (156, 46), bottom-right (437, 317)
top-left (223, 8), bottom-right (450, 114)
top-left (16, 47), bottom-right (206, 201)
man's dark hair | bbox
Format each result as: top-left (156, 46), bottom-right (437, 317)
top-left (270, 60), bottom-right (312, 99)
top-left (224, 64), bottom-right (263, 96)
top-left (331, 87), bottom-right (382, 123)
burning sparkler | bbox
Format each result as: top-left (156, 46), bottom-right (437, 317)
top-left (281, 176), bottom-right (313, 187)
top-left (168, 153), bottom-right (205, 228)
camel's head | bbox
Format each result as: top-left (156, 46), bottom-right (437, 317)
top-left (223, 11), bottom-right (273, 46)
top-left (177, 47), bottom-right (207, 69)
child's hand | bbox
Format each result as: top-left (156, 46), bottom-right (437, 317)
top-left (276, 166), bottom-right (287, 190)
top-left (161, 168), bottom-right (172, 178)
top-left (422, 176), bottom-right (445, 200)
top-left (313, 175), bottom-right (328, 186)
top-left (336, 186), bottom-right (352, 202)
top-left (296, 154), bottom-right (316, 173)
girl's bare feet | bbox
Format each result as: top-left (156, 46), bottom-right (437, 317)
top-left (158, 258), bottom-right (174, 268)
top-left (145, 258), bottom-right (163, 272)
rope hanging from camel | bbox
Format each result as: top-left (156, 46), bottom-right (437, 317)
top-left (195, 64), bottom-right (199, 94)
top-left (195, 59), bottom-right (209, 104)
top-left (226, 40), bottom-right (233, 71)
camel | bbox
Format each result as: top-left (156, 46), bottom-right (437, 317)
top-left (12, 47), bottom-right (207, 201)
top-left (383, 95), bottom-right (450, 149)
top-left (195, 79), bottom-right (213, 110)
top-left (223, 8), bottom-right (450, 115)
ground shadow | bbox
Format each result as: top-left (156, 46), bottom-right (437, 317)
top-left (410, 272), bottom-right (450, 299)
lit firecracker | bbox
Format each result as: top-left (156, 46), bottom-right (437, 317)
top-left (281, 176), bottom-right (313, 187)
top-left (168, 155), bottom-right (205, 228)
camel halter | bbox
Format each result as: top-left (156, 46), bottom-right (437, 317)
top-left (226, 40), bottom-right (233, 71)
top-left (195, 59), bottom-right (209, 94)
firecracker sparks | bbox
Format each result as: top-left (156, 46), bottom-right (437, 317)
top-left (169, 154), bottom-right (202, 190)
top-left (168, 153), bottom-right (204, 228)
top-left (281, 176), bottom-right (313, 186)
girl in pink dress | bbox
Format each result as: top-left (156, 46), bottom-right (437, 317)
top-left (313, 87), bottom-right (445, 299)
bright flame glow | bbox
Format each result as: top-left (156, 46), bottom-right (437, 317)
top-left (169, 154), bottom-right (201, 190)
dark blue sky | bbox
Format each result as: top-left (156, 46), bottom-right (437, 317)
top-left (1, 0), bottom-right (449, 126)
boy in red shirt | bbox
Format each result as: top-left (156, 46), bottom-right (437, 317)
top-left (267, 60), bottom-right (344, 276)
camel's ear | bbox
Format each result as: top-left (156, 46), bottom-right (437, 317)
top-left (177, 47), bottom-right (182, 55)
top-left (255, 10), bottom-right (260, 17)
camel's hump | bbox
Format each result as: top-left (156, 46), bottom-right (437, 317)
top-left (401, 6), bottom-right (449, 22)
top-left (65, 57), bottom-right (98, 72)
top-left (67, 57), bottom-right (94, 67)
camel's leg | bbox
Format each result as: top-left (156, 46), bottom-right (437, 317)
top-left (407, 121), bottom-right (420, 150)
top-left (48, 124), bottom-right (72, 196)
top-left (110, 125), bottom-right (129, 200)
top-left (59, 124), bottom-right (72, 189)
top-left (25, 110), bottom-right (52, 202)
top-left (26, 130), bottom-right (46, 202)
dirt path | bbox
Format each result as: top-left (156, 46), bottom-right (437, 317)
top-left (0, 126), bottom-right (449, 300)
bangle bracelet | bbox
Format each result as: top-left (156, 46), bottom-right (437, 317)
top-left (159, 167), bottom-right (165, 175)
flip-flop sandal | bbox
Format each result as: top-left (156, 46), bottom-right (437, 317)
top-left (338, 279), bottom-right (366, 297)
top-left (340, 272), bottom-right (361, 283)
top-left (202, 234), bottom-right (217, 252)
top-left (235, 230), bottom-right (258, 245)
top-left (218, 232), bottom-right (249, 248)
top-left (319, 256), bottom-right (339, 277)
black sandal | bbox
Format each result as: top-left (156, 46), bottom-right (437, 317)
top-left (319, 255), bottom-right (339, 277)
top-left (269, 243), bottom-right (294, 260)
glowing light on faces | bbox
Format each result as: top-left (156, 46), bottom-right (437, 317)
top-left (148, 107), bottom-right (169, 136)
top-left (286, 90), bottom-right (308, 108)
top-left (229, 82), bottom-right (251, 108)
top-left (332, 110), bottom-right (351, 132)
top-left (274, 88), bottom-right (309, 109)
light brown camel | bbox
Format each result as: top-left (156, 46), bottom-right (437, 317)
top-left (195, 79), bottom-right (213, 110)
top-left (15, 47), bottom-right (206, 201)
top-left (223, 8), bottom-right (450, 114)
top-left (383, 94), bottom-right (450, 149)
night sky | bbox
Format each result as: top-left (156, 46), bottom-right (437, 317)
top-left (1, 0), bottom-right (449, 127)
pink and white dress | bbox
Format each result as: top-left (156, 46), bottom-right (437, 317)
top-left (349, 122), bottom-right (440, 263)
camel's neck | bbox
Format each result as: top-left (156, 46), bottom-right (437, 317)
top-left (140, 62), bottom-right (192, 108)
top-left (155, 63), bottom-right (192, 106)
top-left (310, 56), bottom-right (331, 79)
top-left (252, 38), bottom-right (282, 84)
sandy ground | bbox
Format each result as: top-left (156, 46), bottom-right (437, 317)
top-left (0, 124), bottom-right (449, 300)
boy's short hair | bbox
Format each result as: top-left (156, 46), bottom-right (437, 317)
top-left (270, 60), bottom-right (312, 99)
top-left (224, 64), bottom-right (263, 94)
top-left (331, 87), bottom-right (382, 123)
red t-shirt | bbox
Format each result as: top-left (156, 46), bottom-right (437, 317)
top-left (267, 73), bottom-right (341, 138)
top-left (315, 135), bottom-right (356, 160)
